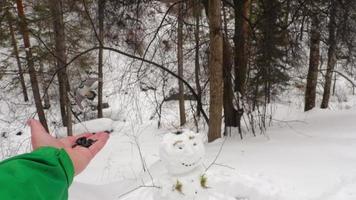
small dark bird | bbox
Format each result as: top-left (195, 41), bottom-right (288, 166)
top-left (1, 132), bottom-right (8, 138)
top-left (175, 130), bottom-right (183, 135)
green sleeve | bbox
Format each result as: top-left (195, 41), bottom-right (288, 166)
top-left (0, 147), bottom-right (75, 200)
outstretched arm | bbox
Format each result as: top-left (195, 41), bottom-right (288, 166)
top-left (0, 119), bottom-right (109, 200)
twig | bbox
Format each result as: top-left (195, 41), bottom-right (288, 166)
top-left (81, 0), bottom-right (103, 47)
top-left (136, 0), bottom-right (186, 76)
top-left (117, 185), bottom-right (160, 199)
top-left (205, 136), bottom-right (227, 173)
top-left (272, 118), bottom-right (311, 137)
top-left (213, 163), bottom-right (236, 170)
top-left (272, 118), bottom-right (308, 124)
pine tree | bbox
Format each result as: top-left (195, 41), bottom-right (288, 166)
top-left (5, 7), bottom-right (28, 102)
top-left (177, 3), bottom-right (186, 126)
top-left (234, 0), bottom-right (251, 97)
top-left (48, 0), bottom-right (72, 135)
top-left (321, 0), bottom-right (338, 109)
top-left (15, 0), bottom-right (49, 131)
top-left (255, 0), bottom-right (289, 104)
top-left (97, 0), bottom-right (106, 118)
top-left (305, 14), bottom-right (321, 111)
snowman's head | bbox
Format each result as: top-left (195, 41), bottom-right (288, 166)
top-left (159, 129), bottom-right (205, 175)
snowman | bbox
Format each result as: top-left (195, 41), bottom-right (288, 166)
top-left (155, 129), bottom-right (209, 200)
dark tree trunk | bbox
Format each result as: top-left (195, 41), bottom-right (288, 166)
top-left (222, 2), bottom-right (238, 131)
top-left (352, 69), bottom-right (355, 95)
top-left (207, 0), bottom-right (223, 142)
top-left (43, 63), bottom-right (52, 109)
top-left (16, 0), bottom-right (49, 131)
top-left (223, 39), bottom-right (238, 128)
top-left (177, 3), bottom-right (186, 126)
top-left (66, 98), bottom-right (72, 136)
top-left (332, 73), bottom-right (337, 96)
top-left (97, 0), bottom-right (105, 118)
top-left (234, 0), bottom-right (251, 96)
top-left (48, 0), bottom-right (71, 134)
top-left (6, 8), bottom-right (28, 102)
top-left (305, 15), bottom-right (321, 111)
top-left (194, 0), bottom-right (202, 118)
top-left (321, 0), bottom-right (337, 109)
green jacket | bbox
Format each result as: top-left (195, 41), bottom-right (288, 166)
top-left (0, 147), bottom-right (74, 200)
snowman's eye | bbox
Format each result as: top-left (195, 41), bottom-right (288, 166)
top-left (178, 146), bottom-right (183, 150)
top-left (193, 143), bottom-right (197, 146)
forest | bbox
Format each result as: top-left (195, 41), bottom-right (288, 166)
top-left (0, 0), bottom-right (356, 199)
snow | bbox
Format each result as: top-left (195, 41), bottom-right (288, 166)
top-left (159, 130), bottom-right (205, 174)
top-left (1, 47), bottom-right (356, 199)
top-left (156, 130), bottom-right (208, 200)
top-left (64, 105), bottom-right (356, 200)
top-left (1, 2), bottom-right (356, 199)
top-left (56, 118), bottom-right (114, 138)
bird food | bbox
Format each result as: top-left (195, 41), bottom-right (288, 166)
top-left (72, 137), bottom-right (97, 148)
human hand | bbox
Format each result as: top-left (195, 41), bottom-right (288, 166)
top-left (27, 119), bottom-right (110, 175)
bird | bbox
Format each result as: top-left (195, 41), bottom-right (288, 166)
top-left (75, 77), bottom-right (99, 110)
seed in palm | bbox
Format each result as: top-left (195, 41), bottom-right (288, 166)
top-left (72, 137), bottom-right (97, 148)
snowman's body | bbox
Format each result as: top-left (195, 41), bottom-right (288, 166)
top-left (155, 130), bottom-right (209, 200)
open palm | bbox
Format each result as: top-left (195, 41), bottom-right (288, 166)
top-left (28, 119), bottom-right (109, 175)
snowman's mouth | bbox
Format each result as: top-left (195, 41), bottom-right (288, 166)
top-left (181, 157), bottom-right (202, 167)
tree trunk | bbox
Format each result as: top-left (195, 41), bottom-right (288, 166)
top-left (350, 57), bottom-right (354, 95)
top-left (38, 61), bottom-right (50, 109)
top-left (97, 0), bottom-right (105, 118)
top-left (177, 3), bottom-right (186, 126)
top-left (223, 39), bottom-right (238, 127)
top-left (6, 8), bottom-right (29, 102)
top-left (194, 0), bottom-right (202, 118)
top-left (332, 73), bottom-right (337, 96)
top-left (16, 0), bottom-right (49, 131)
top-left (234, 0), bottom-right (251, 96)
top-left (304, 15), bottom-right (321, 111)
top-left (321, 0), bottom-right (337, 109)
top-left (352, 68), bottom-right (355, 95)
top-left (207, 0), bottom-right (223, 142)
top-left (43, 64), bottom-right (52, 109)
top-left (48, 0), bottom-right (71, 133)
top-left (66, 97), bottom-right (73, 136)
top-left (222, 2), bottom-right (238, 131)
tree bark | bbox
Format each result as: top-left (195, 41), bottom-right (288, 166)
top-left (48, 0), bottom-right (71, 134)
top-left (6, 8), bottom-right (29, 102)
top-left (16, 0), bottom-right (49, 131)
top-left (66, 97), bottom-right (73, 136)
top-left (332, 73), bottom-right (337, 96)
top-left (97, 0), bottom-right (105, 118)
top-left (222, 2), bottom-right (238, 131)
top-left (177, 3), bottom-right (186, 126)
top-left (321, 0), bottom-right (337, 109)
top-left (304, 15), bottom-right (321, 111)
top-left (38, 61), bottom-right (50, 109)
top-left (207, 0), bottom-right (223, 142)
top-left (223, 39), bottom-right (238, 128)
top-left (194, 0), bottom-right (202, 118)
top-left (234, 0), bottom-right (251, 96)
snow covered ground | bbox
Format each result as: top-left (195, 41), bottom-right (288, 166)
top-left (65, 102), bottom-right (356, 200)
top-left (0, 88), bottom-right (355, 200)
top-left (1, 2), bottom-right (355, 199)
